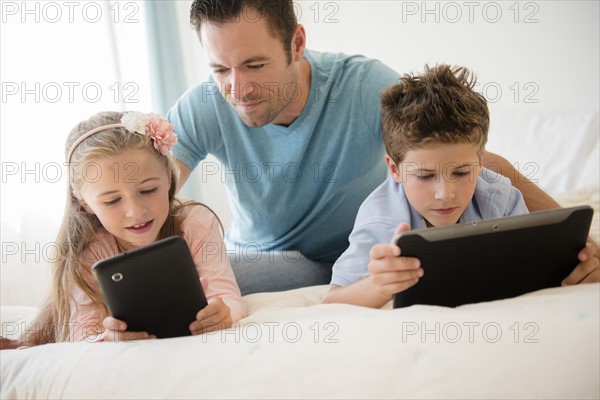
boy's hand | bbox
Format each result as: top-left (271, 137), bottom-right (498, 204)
top-left (368, 223), bottom-right (424, 300)
top-left (100, 317), bottom-right (156, 342)
top-left (189, 277), bottom-right (232, 335)
top-left (562, 238), bottom-right (600, 285)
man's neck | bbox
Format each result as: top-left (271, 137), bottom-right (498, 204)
top-left (271, 57), bottom-right (312, 127)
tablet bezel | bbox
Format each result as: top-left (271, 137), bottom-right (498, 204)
top-left (92, 236), bottom-right (208, 338)
top-left (392, 205), bottom-right (593, 308)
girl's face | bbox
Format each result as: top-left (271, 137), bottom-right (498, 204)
top-left (387, 143), bottom-right (482, 227)
top-left (77, 149), bottom-right (171, 248)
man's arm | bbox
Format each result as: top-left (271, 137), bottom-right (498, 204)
top-left (482, 150), bottom-right (560, 211)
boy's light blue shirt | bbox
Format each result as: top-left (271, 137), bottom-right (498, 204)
top-left (167, 50), bottom-right (400, 262)
top-left (331, 168), bottom-right (529, 286)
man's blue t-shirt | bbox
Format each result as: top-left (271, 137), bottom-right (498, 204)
top-left (167, 50), bottom-right (400, 262)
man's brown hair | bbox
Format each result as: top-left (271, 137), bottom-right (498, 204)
top-left (381, 65), bottom-right (489, 164)
top-left (190, 0), bottom-right (298, 63)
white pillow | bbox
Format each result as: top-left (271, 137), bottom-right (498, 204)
top-left (487, 111), bottom-right (599, 195)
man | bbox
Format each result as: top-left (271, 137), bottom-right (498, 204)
top-left (167, 0), bottom-right (599, 295)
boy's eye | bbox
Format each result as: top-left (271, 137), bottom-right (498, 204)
top-left (213, 68), bottom-right (228, 75)
top-left (104, 198), bottom-right (120, 206)
top-left (248, 64), bottom-right (265, 70)
top-left (416, 174), bottom-right (434, 182)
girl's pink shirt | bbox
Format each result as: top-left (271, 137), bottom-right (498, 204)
top-left (68, 205), bottom-right (246, 341)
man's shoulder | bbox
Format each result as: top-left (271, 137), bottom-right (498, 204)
top-left (305, 49), bottom-right (398, 77)
top-left (305, 49), bottom-right (380, 64)
top-left (166, 78), bottom-right (230, 135)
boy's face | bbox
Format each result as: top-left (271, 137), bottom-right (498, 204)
top-left (387, 143), bottom-right (482, 227)
top-left (76, 149), bottom-right (171, 249)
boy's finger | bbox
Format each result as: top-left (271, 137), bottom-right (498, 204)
top-left (391, 223), bottom-right (411, 244)
top-left (370, 243), bottom-right (399, 259)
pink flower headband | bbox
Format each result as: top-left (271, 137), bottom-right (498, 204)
top-left (66, 112), bottom-right (178, 164)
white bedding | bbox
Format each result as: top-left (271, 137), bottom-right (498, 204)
top-left (1, 111), bottom-right (599, 398)
top-left (1, 283), bottom-right (599, 399)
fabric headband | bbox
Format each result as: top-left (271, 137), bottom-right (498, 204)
top-left (66, 123), bottom-right (122, 165)
top-left (66, 112), bottom-right (178, 165)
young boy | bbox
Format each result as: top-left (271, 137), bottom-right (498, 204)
top-left (322, 65), bottom-right (529, 308)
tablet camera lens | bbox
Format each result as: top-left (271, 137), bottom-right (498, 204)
top-left (111, 273), bottom-right (124, 282)
top-left (493, 225), bottom-right (499, 230)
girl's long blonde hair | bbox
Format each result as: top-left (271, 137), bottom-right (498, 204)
top-left (47, 111), bottom-right (220, 342)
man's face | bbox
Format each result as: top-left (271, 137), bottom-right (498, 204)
top-left (200, 15), bottom-right (301, 127)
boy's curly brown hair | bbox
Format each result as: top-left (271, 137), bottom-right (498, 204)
top-left (381, 64), bottom-right (489, 164)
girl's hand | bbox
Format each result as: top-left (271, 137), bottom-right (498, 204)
top-left (368, 223), bottom-right (423, 299)
top-left (189, 297), bottom-right (232, 334)
top-left (100, 316), bottom-right (156, 342)
top-left (0, 336), bottom-right (26, 350)
top-left (189, 277), bottom-right (232, 334)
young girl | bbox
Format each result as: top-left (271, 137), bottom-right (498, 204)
top-left (4, 111), bottom-right (246, 346)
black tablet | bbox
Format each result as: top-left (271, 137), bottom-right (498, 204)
top-left (92, 236), bottom-right (208, 338)
top-left (393, 205), bottom-right (594, 308)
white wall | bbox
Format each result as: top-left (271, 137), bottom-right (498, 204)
top-left (177, 0), bottom-right (599, 228)
top-left (300, 0), bottom-right (599, 115)
top-left (0, 2), bottom-right (154, 307)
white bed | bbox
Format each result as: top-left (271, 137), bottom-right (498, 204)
top-left (1, 283), bottom-right (599, 399)
top-left (1, 111), bottom-right (599, 398)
